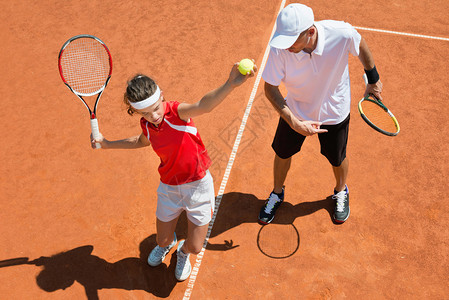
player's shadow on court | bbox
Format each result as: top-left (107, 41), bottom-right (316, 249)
top-left (203, 192), bottom-right (335, 245)
top-left (5, 234), bottom-right (178, 299)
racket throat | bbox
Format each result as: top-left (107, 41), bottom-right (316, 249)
top-left (90, 112), bottom-right (97, 119)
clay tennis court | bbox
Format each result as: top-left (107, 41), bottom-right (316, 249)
top-left (1, 0), bottom-right (448, 299)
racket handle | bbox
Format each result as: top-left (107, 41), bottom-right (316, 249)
top-left (90, 118), bottom-right (101, 149)
top-left (363, 73), bottom-right (368, 86)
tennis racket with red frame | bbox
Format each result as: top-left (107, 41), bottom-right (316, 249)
top-left (58, 34), bottom-right (112, 148)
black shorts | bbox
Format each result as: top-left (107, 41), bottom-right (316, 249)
top-left (271, 114), bottom-right (350, 167)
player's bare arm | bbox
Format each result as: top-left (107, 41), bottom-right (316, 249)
top-left (264, 82), bottom-right (327, 136)
top-left (178, 61), bottom-right (257, 121)
top-left (92, 132), bottom-right (150, 149)
top-left (358, 37), bottom-right (383, 99)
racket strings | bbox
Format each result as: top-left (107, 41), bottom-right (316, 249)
top-left (60, 38), bottom-right (111, 95)
top-left (361, 100), bottom-right (398, 134)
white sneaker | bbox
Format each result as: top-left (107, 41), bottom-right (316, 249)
top-left (147, 233), bottom-right (177, 267)
top-left (175, 240), bottom-right (191, 281)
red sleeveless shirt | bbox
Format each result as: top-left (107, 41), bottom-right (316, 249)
top-left (140, 101), bottom-right (211, 185)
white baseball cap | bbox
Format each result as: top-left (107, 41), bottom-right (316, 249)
top-left (270, 4), bottom-right (314, 49)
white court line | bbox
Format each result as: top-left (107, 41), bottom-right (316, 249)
top-left (354, 26), bottom-right (449, 41)
top-left (182, 1), bottom-right (287, 299)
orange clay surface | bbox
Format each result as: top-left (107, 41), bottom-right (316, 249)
top-left (1, 0), bottom-right (448, 299)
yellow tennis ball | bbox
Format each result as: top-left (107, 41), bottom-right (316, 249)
top-left (238, 58), bottom-right (254, 75)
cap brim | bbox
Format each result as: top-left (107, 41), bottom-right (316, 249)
top-left (269, 32), bottom-right (299, 49)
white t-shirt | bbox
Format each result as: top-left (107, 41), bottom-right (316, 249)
top-left (262, 20), bottom-right (361, 124)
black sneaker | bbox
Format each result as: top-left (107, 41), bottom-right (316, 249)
top-left (333, 185), bottom-right (350, 223)
top-left (258, 189), bottom-right (284, 224)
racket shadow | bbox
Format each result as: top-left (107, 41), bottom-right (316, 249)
top-left (2, 235), bottom-right (178, 299)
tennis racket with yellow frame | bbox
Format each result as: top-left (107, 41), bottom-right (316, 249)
top-left (358, 74), bottom-right (400, 136)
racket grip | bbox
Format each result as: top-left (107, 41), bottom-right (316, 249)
top-left (363, 73), bottom-right (368, 86)
top-left (90, 118), bottom-right (101, 149)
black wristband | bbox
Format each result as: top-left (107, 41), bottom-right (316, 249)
top-left (364, 65), bottom-right (379, 84)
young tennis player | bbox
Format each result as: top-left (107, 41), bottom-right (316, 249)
top-left (91, 61), bottom-right (256, 281)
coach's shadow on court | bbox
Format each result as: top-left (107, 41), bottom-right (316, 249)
top-left (205, 192), bottom-right (335, 247)
top-left (27, 234), bottom-right (177, 299)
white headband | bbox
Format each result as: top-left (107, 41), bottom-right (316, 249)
top-left (129, 86), bottom-right (161, 109)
